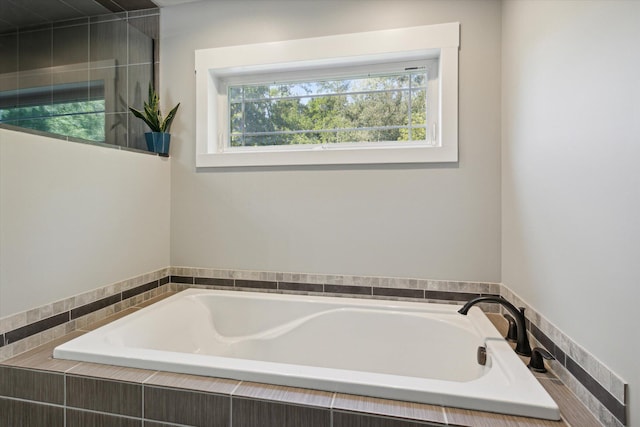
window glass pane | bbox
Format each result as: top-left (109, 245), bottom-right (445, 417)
top-left (411, 89), bottom-right (427, 126)
top-left (229, 69), bottom-right (429, 147)
top-left (0, 99), bottom-right (105, 141)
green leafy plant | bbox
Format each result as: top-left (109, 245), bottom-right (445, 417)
top-left (129, 84), bottom-right (180, 133)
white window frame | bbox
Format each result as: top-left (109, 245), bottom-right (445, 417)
top-left (195, 23), bottom-right (459, 167)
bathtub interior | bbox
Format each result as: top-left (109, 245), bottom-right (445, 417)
top-left (105, 293), bottom-right (490, 382)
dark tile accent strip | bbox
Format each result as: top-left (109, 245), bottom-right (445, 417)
top-left (0, 397), bottom-right (64, 427)
top-left (373, 287), bottom-right (424, 299)
top-left (481, 293), bottom-right (502, 299)
top-left (235, 279), bottom-right (277, 290)
top-left (159, 276), bottom-right (170, 286)
top-left (170, 276), bottom-right (194, 284)
top-left (195, 277), bottom-right (234, 287)
top-left (278, 281), bottom-right (324, 293)
top-left (553, 346), bottom-right (567, 367)
top-left (530, 323), bottom-right (554, 352)
top-left (5, 312), bottom-right (69, 344)
top-left (0, 333), bottom-right (4, 347)
top-left (66, 375), bottom-right (142, 417)
top-left (0, 366), bottom-right (64, 404)
top-left (530, 323), bottom-right (566, 365)
top-left (122, 280), bottom-right (159, 300)
top-left (144, 386), bottom-right (230, 427)
top-left (66, 409), bottom-right (142, 427)
top-left (565, 357), bottom-right (626, 424)
top-left (324, 284), bottom-right (372, 295)
top-left (424, 291), bottom-right (481, 302)
top-left (71, 294), bottom-right (121, 319)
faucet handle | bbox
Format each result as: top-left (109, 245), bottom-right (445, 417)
top-left (503, 314), bottom-right (517, 342)
top-left (528, 347), bottom-right (555, 373)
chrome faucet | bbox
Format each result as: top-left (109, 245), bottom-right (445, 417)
top-left (458, 296), bottom-right (532, 356)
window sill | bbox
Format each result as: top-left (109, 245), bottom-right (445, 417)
top-left (196, 144), bottom-right (457, 168)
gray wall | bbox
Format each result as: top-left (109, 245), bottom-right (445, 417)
top-left (0, 128), bottom-right (171, 317)
top-left (162, 0), bottom-right (502, 282)
top-left (501, 1), bottom-right (640, 425)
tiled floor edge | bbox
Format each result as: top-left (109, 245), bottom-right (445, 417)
top-left (500, 283), bottom-right (627, 427)
top-left (0, 267), bottom-right (172, 363)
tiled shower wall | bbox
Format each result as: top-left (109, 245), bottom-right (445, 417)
top-left (0, 267), bottom-right (628, 426)
top-left (0, 9), bottom-right (159, 151)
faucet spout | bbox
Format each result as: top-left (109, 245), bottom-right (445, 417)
top-left (458, 296), bottom-right (532, 357)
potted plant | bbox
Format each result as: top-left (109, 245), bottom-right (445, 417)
top-left (129, 84), bottom-right (180, 156)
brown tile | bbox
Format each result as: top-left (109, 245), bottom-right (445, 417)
top-left (71, 294), bottom-right (121, 320)
top-left (67, 375), bottom-right (142, 417)
top-left (332, 394), bottom-right (445, 424)
top-left (142, 422), bottom-right (174, 427)
top-left (144, 385), bottom-right (229, 427)
top-left (372, 288), bottom-right (424, 299)
top-left (539, 378), bottom-right (601, 427)
top-left (5, 312), bottom-right (70, 344)
top-left (333, 411), bottom-right (435, 427)
top-left (144, 371), bottom-right (238, 394)
top-left (194, 277), bottom-right (234, 287)
top-left (233, 397), bottom-right (330, 427)
top-left (0, 397), bottom-right (64, 426)
top-left (324, 284), bottom-right (372, 295)
top-left (134, 291), bottom-right (177, 308)
top-left (234, 382), bottom-right (333, 408)
top-left (564, 356), bottom-right (625, 424)
top-left (66, 408), bottom-right (142, 427)
top-left (424, 291), bottom-right (481, 302)
top-left (122, 280), bottom-right (159, 301)
top-left (67, 361), bottom-right (155, 382)
top-left (285, 404), bottom-right (330, 427)
top-left (236, 279), bottom-right (277, 290)
top-left (0, 366), bottom-right (64, 404)
top-left (485, 313), bottom-right (509, 337)
top-left (444, 407), bottom-right (564, 427)
top-left (1, 331), bottom-right (84, 371)
top-left (170, 276), bottom-right (194, 284)
top-left (278, 282), bottom-right (324, 293)
top-left (80, 307), bottom-right (139, 331)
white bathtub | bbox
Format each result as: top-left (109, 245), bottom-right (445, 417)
top-left (53, 289), bottom-right (560, 420)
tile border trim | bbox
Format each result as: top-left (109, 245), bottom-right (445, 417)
top-left (500, 286), bottom-right (627, 427)
top-left (169, 274), bottom-right (498, 303)
top-left (0, 267), bottom-right (171, 360)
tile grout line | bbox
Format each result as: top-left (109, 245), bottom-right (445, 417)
top-left (440, 405), bottom-right (448, 425)
top-left (0, 394), bottom-right (65, 408)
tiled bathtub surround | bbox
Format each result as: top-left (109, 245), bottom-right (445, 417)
top-left (0, 304), bottom-right (602, 427)
top-left (168, 267), bottom-right (629, 427)
top-left (169, 266), bottom-right (502, 304)
top-left (499, 287), bottom-right (628, 427)
top-left (0, 266), bottom-right (628, 426)
top-left (0, 267), bottom-right (170, 362)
